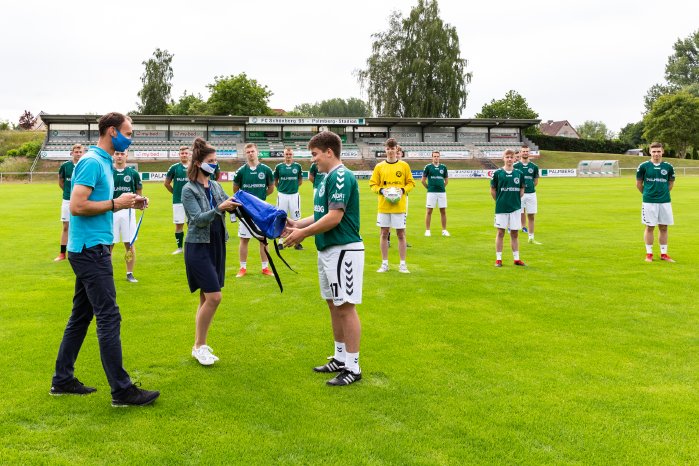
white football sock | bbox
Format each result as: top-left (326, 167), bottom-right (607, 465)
top-left (334, 341), bottom-right (346, 362)
top-left (660, 244), bottom-right (668, 254)
top-left (496, 252), bottom-right (502, 260)
top-left (345, 351), bottom-right (360, 373)
top-left (513, 251), bottom-right (520, 260)
top-left (240, 261), bottom-right (247, 268)
top-left (261, 261), bottom-right (269, 269)
top-left (382, 259), bottom-right (388, 266)
top-left (645, 245), bottom-right (653, 254)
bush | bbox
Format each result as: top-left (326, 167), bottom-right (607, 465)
top-left (15, 139), bottom-right (42, 157)
top-left (528, 134), bottom-right (632, 154)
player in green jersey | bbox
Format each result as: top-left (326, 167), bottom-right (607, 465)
top-left (283, 131), bottom-right (365, 386)
top-left (490, 149), bottom-right (526, 267)
top-left (422, 151), bottom-right (450, 237)
top-left (513, 145), bottom-right (541, 245)
top-left (233, 143), bottom-right (275, 277)
top-left (54, 144), bottom-right (84, 261)
top-left (111, 150), bottom-right (143, 282)
top-left (274, 147), bottom-right (304, 250)
top-left (164, 146), bottom-right (191, 254)
top-left (636, 142), bottom-right (676, 262)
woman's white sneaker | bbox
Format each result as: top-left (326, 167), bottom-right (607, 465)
top-left (192, 345), bottom-right (218, 365)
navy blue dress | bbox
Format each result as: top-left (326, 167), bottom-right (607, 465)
top-left (184, 187), bottom-right (226, 293)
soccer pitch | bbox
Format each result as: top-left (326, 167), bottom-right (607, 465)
top-left (1, 177), bottom-right (698, 464)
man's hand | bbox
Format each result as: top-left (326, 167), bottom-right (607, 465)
top-left (282, 227), bottom-right (306, 248)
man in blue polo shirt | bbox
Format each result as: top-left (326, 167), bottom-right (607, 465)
top-left (50, 112), bottom-right (159, 407)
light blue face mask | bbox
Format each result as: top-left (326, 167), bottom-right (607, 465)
top-left (112, 129), bottom-right (132, 152)
top-left (200, 162), bottom-right (218, 174)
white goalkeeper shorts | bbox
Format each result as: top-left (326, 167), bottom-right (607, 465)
top-left (376, 213), bottom-right (406, 229)
top-left (318, 242), bottom-right (365, 306)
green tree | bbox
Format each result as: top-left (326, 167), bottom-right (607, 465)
top-left (136, 48), bottom-right (174, 115)
top-left (168, 91), bottom-right (209, 115)
top-left (357, 0), bottom-right (471, 117)
top-left (618, 121), bottom-right (646, 147)
top-left (576, 120), bottom-right (615, 140)
top-left (644, 29), bottom-right (699, 112)
top-left (643, 91), bottom-right (699, 158)
top-left (291, 97), bottom-right (372, 117)
top-left (0, 120), bottom-right (11, 131)
top-left (206, 73), bottom-right (273, 116)
top-left (475, 90), bottom-right (538, 119)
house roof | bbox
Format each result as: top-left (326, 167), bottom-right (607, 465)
top-left (539, 120), bottom-right (579, 137)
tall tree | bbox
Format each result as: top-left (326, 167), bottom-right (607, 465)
top-left (137, 48), bottom-right (174, 115)
top-left (206, 73), bottom-right (273, 116)
top-left (643, 91), bottom-right (699, 159)
top-left (576, 120), bottom-right (615, 140)
top-left (357, 0), bottom-right (471, 117)
top-left (475, 90), bottom-right (538, 119)
top-left (290, 97), bottom-right (372, 117)
top-left (618, 121), bottom-right (646, 147)
top-left (168, 91), bottom-right (209, 115)
top-left (644, 29), bottom-right (699, 112)
top-left (18, 110), bottom-right (36, 130)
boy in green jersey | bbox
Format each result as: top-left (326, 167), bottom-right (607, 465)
top-left (274, 147), bottom-right (304, 250)
top-left (164, 146), bottom-right (191, 254)
top-left (233, 143), bottom-right (275, 277)
top-left (513, 145), bottom-right (541, 244)
top-left (490, 149), bottom-right (526, 267)
top-left (283, 131), bottom-right (364, 386)
top-left (422, 151), bottom-right (450, 237)
top-left (636, 142), bottom-right (676, 262)
top-left (54, 144), bottom-right (84, 261)
top-left (112, 150), bottom-right (142, 282)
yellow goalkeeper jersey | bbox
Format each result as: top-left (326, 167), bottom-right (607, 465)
top-left (369, 159), bottom-right (416, 213)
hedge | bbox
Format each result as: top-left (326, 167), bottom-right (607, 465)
top-left (528, 134), bottom-right (632, 154)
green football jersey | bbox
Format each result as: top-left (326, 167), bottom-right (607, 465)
top-left (113, 167), bottom-right (142, 198)
top-left (274, 162), bottom-right (303, 194)
top-left (636, 160), bottom-right (675, 203)
top-left (233, 163), bottom-right (274, 200)
top-left (58, 161), bottom-right (75, 200)
top-left (513, 161), bottom-right (539, 193)
top-left (313, 164), bottom-right (362, 251)
top-left (166, 163), bottom-right (189, 204)
top-left (422, 163), bottom-right (448, 193)
top-left (309, 162), bottom-right (322, 188)
top-left (490, 168), bottom-right (523, 214)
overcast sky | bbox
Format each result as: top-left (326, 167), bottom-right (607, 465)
top-left (1, 0), bottom-right (697, 133)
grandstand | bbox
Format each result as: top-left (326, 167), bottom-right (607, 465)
top-left (38, 115), bottom-right (539, 162)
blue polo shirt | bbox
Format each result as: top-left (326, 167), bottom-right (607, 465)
top-left (67, 146), bottom-right (115, 252)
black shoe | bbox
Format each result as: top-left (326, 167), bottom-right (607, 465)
top-left (278, 243), bottom-right (285, 250)
top-left (294, 243), bottom-right (304, 250)
top-left (407, 243), bottom-right (412, 248)
top-left (313, 357), bottom-right (345, 373)
top-left (111, 383), bottom-right (160, 407)
top-left (50, 378), bottom-right (97, 396)
top-left (327, 369), bottom-right (362, 386)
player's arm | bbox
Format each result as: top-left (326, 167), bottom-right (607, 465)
top-left (369, 166), bottom-right (383, 194)
top-left (233, 183), bottom-right (240, 194)
top-left (283, 209), bottom-right (344, 247)
top-left (533, 171), bottom-right (538, 187)
top-left (71, 184), bottom-right (137, 216)
top-left (668, 180), bottom-right (674, 191)
top-left (402, 165), bottom-right (416, 193)
top-left (164, 176), bottom-right (174, 194)
top-left (444, 171), bottom-right (449, 187)
top-left (520, 186), bottom-right (525, 198)
top-left (273, 166), bottom-right (280, 187)
top-left (421, 175), bottom-right (428, 188)
top-left (308, 170), bottom-right (315, 185)
top-left (266, 169), bottom-right (275, 195)
top-left (635, 179), bottom-right (644, 193)
top-left (58, 170), bottom-right (65, 191)
top-left (297, 167), bottom-right (303, 187)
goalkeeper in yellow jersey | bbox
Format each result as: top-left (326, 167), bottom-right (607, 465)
top-left (369, 138), bottom-right (415, 273)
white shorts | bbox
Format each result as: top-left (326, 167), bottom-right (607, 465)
top-left (60, 199), bottom-right (70, 222)
top-left (494, 210), bottom-right (522, 230)
top-left (173, 203), bottom-right (187, 224)
top-left (318, 242), bottom-right (365, 306)
top-left (377, 212), bottom-right (406, 229)
top-left (113, 208), bottom-right (137, 244)
top-left (276, 192), bottom-right (301, 221)
top-left (238, 220), bottom-right (253, 239)
top-left (642, 202), bottom-right (674, 226)
top-left (426, 192), bottom-right (447, 209)
top-left (522, 193), bottom-right (538, 214)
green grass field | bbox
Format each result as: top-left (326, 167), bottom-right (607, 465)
top-left (1, 177), bottom-right (698, 464)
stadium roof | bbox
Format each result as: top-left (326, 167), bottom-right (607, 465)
top-left (40, 114), bottom-right (540, 129)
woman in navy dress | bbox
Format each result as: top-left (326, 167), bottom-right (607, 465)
top-left (181, 138), bottom-right (239, 366)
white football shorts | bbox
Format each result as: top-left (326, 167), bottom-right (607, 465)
top-left (276, 192), bottom-right (301, 221)
top-left (60, 199), bottom-right (71, 222)
top-left (642, 202), bottom-right (673, 226)
top-left (376, 212), bottom-right (407, 229)
top-left (318, 242), bottom-right (365, 306)
top-left (426, 192), bottom-right (447, 209)
top-left (173, 203), bottom-right (187, 224)
top-left (522, 193), bottom-right (538, 214)
top-left (113, 208), bottom-right (137, 244)
top-left (494, 210), bottom-right (522, 230)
